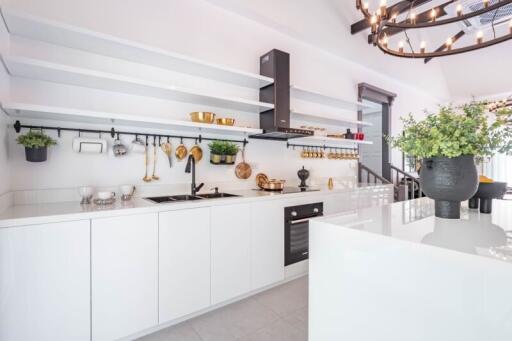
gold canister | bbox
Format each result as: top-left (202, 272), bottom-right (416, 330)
top-left (328, 178), bottom-right (334, 190)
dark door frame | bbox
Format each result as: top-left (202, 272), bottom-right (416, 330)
top-left (357, 83), bottom-right (397, 182)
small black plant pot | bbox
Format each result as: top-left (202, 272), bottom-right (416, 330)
top-left (468, 182), bottom-right (507, 214)
top-left (25, 146), bottom-right (48, 162)
top-left (420, 155), bottom-right (478, 219)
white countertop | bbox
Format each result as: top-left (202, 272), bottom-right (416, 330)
top-left (314, 197), bottom-right (512, 264)
top-left (0, 183), bottom-right (392, 228)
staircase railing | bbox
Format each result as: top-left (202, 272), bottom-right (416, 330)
top-left (358, 162), bottom-right (391, 185)
top-left (389, 164), bottom-right (423, 201)
top-left (358, 162), bottom-right (421, 202)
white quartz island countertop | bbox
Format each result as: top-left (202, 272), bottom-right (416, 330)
top-left (309, 197), bottom-right (512, 341)
top-left (0, 183), bottom-right (392, 228)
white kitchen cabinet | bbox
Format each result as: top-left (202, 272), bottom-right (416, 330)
top-left (0, 221), bottom-right (90, 341)
top-left (91, 213), bottom-right (158, 341)
top-left (211, 203), bottom-right (252, 304)
top-left (159, 208), bottom-right (211, 323)
top-left (251, 200), bottom-right (285, 289)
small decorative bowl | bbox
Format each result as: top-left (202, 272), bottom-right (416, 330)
top-left (190, 112), bottom-right (216, 124)
top-left (216, 118), bottom-right (236, 126)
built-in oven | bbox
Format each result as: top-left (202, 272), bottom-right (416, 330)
top-left (285, 202), bottom-right (323, 266)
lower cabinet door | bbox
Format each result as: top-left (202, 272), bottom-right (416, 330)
top-left (211, 203), bottom-right (251, 305)
top-left (91, 213), bottom-right (158, 341)
top-left (159, 208), bottom-right (211, 322)
top-left (251, 201), bottom-right (284, 289)
top-left (0, 220), bottom-right (91, 341)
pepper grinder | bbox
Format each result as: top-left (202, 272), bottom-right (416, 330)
top-left (297, 166), bottom-right (310, 188)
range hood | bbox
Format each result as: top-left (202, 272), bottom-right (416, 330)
top-left (250, 50), bottom-right (313, 141)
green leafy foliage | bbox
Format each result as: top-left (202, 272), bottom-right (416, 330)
top-left (16, 131), bottom-right (57, 148)
top-left (387, 103), bottom-right (512, 158)
top-left (208, 141), bottom-right (239, 155)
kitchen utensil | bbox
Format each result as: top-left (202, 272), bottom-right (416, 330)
top-left (143, 143), bottom-right (152, 182)
top-left (190, 140), bottom-right (203, 162)
top-left (235, 146), bottom-right (252, 179)
top-left (112, 136), bottom-right (128, 157)
top-left (72, 137), bottom-right (107, 153)
top-left (151, 140), bottom-right (160, 180)
top-left (97, 191), bottom-right (115, 200)
top-left (131, 136), bottom-right (146, 153)
top-left (78, 186), bottom-right (94, 204)
top-left (261, 179), bottom-right (286, 191)
top-left (120, 185), bottom-right (136, 201)
top-left (298, 166), bottom-right (309, 188)
top-left (256, 173), bottom-right (270, 189)
top-left (161, 139), bottom-right (173, 167)
top-left (190, 112), bottom-right (216, 124)
top-left (175, 139), bottom-right (188, 161)
top-left (216, 118), bottom-right (236, 126)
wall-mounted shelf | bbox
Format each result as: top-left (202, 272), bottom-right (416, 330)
top-left (291, 110), bottom-right (372, 128)
top-left (2, 56), bottom-right (275, 113)
top-left (295, 135), bottom-right (373, 146)
top-left (290, 85), bottom-right (380, 111)
top-left (1, 9), bottom-right (273, 89)
top-left (1, 103), bottom-right (263, 136)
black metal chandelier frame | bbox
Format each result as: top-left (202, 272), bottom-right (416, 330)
top-left (355, 0), bottom-right (512, 61)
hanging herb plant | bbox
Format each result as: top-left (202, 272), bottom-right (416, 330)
top-left (16, 131), bottom-right (57, 162)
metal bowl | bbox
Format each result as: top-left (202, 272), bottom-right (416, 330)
top-left (190, 112), bottom-right (216, 124)
top-left (216, 118), bottom-right (236, 126)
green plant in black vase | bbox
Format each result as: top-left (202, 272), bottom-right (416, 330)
top-left (387, 103), bottom-right (511, 219)
top-left (16, 131), bottom-right (57, 162)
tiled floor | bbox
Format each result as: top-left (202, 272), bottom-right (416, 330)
top-left (138, 276), bottom-right (308, 341)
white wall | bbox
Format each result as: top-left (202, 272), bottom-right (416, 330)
top-left (3, 0), bottom-right (443, 194)
top-left (0, 10), bottom-right (10, 196)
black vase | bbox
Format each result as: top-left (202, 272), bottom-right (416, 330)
top-left (420, 155), bottom-right (478, 219)
top-left (25, 146), bottom-right (48, 162)
top-left (297, 166), bottom-right (310, 188)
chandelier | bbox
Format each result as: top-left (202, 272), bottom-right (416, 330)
top-left (353, 0), bottom-right (512, 63)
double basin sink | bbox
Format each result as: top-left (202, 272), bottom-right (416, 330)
top-left (145, 192), bottom-right (240, 204)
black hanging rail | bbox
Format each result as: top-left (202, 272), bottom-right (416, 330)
top-left (13, 120), bottom-right (249, 146)
top-left (286, 142), bottom-right (358, 152)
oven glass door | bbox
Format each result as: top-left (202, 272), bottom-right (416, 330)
top-left (285, 218), bottom-right (310, 266)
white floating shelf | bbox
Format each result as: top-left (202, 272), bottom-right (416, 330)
top-left (295, 135), bottom-right (373, 146)
top-left (290, 85), bottom-right (380, 111)
top-left (291, 110), bottom-right (372, 127)
top-left (2, 9), bottom-right (273, 89)
top-left (2, 102), bottom-right (263, 136)
top-left (3, 56), bottom-right (274, 113)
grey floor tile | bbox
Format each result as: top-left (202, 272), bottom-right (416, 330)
top-left (189, 297), bottom-right (280, 341)
top-left (252, 276), bottom-right (308, 317)
top-left (236, 319), bottom-right (307, 341)
top-left (282, 306), bottom-right (308, 333)
top-left (136, 321), bottom-right (202, 341)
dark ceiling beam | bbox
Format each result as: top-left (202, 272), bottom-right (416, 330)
top-left (367, 0), bottom-right (455, 43)
top-left (351, 0), bottom-right (433, 35)
top-left (424, 30), bottom-right (465, 63)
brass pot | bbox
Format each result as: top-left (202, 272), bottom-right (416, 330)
top-left (225, 154), bottom-right (236, 164)
top-left (210, 153), bottom-right (222, 164)
top-left (262, 179), bottom-right (286, 191)
top-left (190, 112), bottom-right (216, 124)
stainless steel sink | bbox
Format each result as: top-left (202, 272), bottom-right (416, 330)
top-left (145, 195), bottom-right (203, 204)
top-left (197, 193), bottom-right (240, 199)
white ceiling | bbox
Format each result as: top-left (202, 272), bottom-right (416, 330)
top-left (204, 0), bottom-right (512, 101)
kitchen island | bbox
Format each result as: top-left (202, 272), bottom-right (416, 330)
top-left (309, 197), bottom-right (512, 341)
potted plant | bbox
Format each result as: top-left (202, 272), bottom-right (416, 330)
top-left (224, 142), bottom-right (239, 164)
top-left (208, 141), bottom-right (225, 164)
top-left (16, 130), bottom-right (57, 162)
top-left (388, 103), bottom-right (511, 219)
